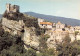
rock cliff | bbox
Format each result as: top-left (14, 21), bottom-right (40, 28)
top-left (2, 17), bottom-right (24, 35)
top-left (23, 27), bottom-right (39, 49)
top-left (2, 14), bottom-right (40, 49)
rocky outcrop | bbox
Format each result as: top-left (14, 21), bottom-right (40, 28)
top-left (23, 27), bottom-right (40, 49)
top-left (2, 17), bottom-right (24, 35)
top-left (2, 17), bottom-right (40, 50)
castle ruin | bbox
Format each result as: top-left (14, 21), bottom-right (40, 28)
top-left (6, 3), bottom-right (19, 13)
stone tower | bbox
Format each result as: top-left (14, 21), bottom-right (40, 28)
top-left (6, 3), bottom-right (19, 13)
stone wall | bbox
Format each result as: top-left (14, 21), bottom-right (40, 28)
top-left (6, 3), bottom-right (19, 13)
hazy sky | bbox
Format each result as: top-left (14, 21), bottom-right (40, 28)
top-left (0, 0), bottom-right (80, 20)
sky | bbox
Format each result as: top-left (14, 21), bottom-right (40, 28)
top-left (0, 0), bottom-right (80, 20)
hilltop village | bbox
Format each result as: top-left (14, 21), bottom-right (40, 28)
top-left (38, 18), bottom-right (80, 47)
top-left (2, 3), bottom-right (80, 48)
top-left (1, 3), bottom-right (80, 56)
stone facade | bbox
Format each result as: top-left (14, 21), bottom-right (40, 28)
top-left (38, 20), bottom-right (79, 48)
top-left (40, 22), bottom-right (53, 29)
top-left (56, 21), bottom-right (65, 29)
top-left (38, 18), bottom-right (44, 28)
top-left (38, 18), bottom-right (53, 29)
top-left (6, 3), bottom-right (19, 13)
top-left (47, 30), bottom-right (69, 48)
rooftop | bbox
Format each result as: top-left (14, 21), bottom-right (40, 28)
top-left (40, 22), bottom-right (53, 25)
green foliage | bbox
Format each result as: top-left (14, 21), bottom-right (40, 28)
top-left (75, 31), bottom-right (79, 36)
top-left (3, 12), bottom-right (39, 29)
top-left (44, 34), bottom-right (50, 41)
top-left (63, 35), bottom-right (71, 43)
top-left (26, 48), bottom-right (36, 56)
top-left (3, 11), bottom-right (25, 20)
top-left (0, 47), bottom-right (37, 56)
top-left (38, 34), bottom-right (55, 56)
top-left (2, 12), bottom-right (80, 56)
top-left (57, 35), bottom-right (80, 56)
top-left (0, 25), bottom-right (38, 56)
top-left (0, 26), bottom-right (26, 55)
top-left (2, 12), bottom-right (55, 56)
top-left (35, 28), bottom-right (48, 36)
top-left (37, 48), bottom-right (55, 56)
top-left (24, 18), bottom-right (39, 28)
top-left (39, 34), bottom-right (50, 49)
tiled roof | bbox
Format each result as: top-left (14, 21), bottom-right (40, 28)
top-left (40, 22), bottom-right (53, 25)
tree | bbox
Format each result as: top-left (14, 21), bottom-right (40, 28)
top-left (56, 35), bottom-right (80, 56)
top-left (75, 31), bottom-right (79, 36)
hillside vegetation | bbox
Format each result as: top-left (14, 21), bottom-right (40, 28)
top-left (0, 12), bottom-right (80, 56)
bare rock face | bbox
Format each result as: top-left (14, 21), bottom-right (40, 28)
top-left (23, 27), bottom-right (40, 49)
top-left (2, 17), bottom-right (25, 35)
top-left (1, 17), bottom-right (40, 50)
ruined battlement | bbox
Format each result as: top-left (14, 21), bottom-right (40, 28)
top-left (6, 3), bottom-right (19, 13)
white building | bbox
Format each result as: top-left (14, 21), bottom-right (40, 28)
top-left (76, 33), bottom-right (80, 40)
top-left (38, 18), bottom-right (44, 28)
top-left (56, 21), bottom-right (65, 29)
top-left (74, 26), bottom-right (80, 32)
top-left (40, 22), bottom-right (53, 29)
top-left (38, 18), bottom-right (54, 29)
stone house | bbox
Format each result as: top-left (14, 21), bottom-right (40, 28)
top-left (56, 21), bottom-right (65, 30)
top-left (47, 30), bottom-right (69, 48)
top-left (38, 18), bottom-right (54, 29)
top-left (40, 22), bottom-right (53, 29)
top-left (74, 26), bottom-right (80, 32)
